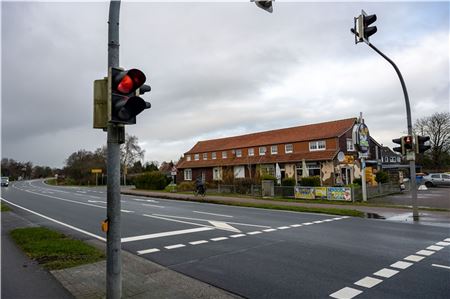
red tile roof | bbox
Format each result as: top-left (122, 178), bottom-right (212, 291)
top-left (185, 118), bottom-right (356, 154)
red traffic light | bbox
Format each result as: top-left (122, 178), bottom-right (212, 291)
top-left (114, 69), bottom-right (146, 95)
top-left (403, 135), bottom-right (413, 144)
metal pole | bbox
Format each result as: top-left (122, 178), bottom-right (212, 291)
top-left (361, 157), bottom-right (367, 202)
top-left (107, 1), bottom-right (122, 298)
top-left (368, 42), bottom-right (418, 221)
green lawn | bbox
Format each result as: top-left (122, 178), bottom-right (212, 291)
top-left (1, 202), bottom-right (11, 212)
top-left (10, 227), bottom-right (105, 270)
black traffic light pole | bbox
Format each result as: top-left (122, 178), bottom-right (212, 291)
top-left (107, 0), bottom-right (123, 298)
top-left (367, 42), bottom-right (419, 221)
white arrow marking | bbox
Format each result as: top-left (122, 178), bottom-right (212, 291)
top-left (208, 221), bottom-right (241, 233)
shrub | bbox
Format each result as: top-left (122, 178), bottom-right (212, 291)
top-left (134, 171), bottom-right (170, 190)
top-left (281, 177), bottom-right (296, 186)
top-left (234, 178), bottom-right (255, 194)
top-left (177, 181), bottom-right (195, 191)
top-left (300, 176), bottom-right (321, 187)
top-left (261, 174), bottom-right (277, 184)
top-left (353, 178), bottom-right (362, 186)
top-left (375, 171), bottom-right (389, 184)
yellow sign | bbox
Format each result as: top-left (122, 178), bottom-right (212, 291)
top-left (91, 169), bottom-right (103, 174)
top-left (343, 155), bottom-right (355, 164)
top-left (315, 187), bottom-right (328, 198)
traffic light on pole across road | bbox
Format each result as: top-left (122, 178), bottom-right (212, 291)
top-left (415, 135), bottom-right (431, 154)
top-left (392, 137), bottom-right (404, 155)
top-left (351, 10), bottom-right (377, 44)
top-left (403, 135), bottom-right (414, 152)
top-left (108, 67), bottom-right (151, 125)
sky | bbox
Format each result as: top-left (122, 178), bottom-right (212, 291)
top-left (1, 1), bottom-right (449, 168)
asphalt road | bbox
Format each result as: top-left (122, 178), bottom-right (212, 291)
top-left (1, 180), bottom-right (449, 299)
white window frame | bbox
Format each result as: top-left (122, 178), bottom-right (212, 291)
top-left (346, 139), bottom-right (355, 151)
top-left (396, 156), bottom-right (401, 163)
top-left (248, 148), bottom-right (254, 156)
top-left (309, 140), bottom-right (326, 151)
top-left (184, 169), bottom-right (192, 181)
top-left (285, 144), bottom-right (293, 154)
top-left (212, 152), bottom-right (217, 160)
top-left (213, 167), bottom-right (222, 180)
top-left (271, 145), bottom-right (278, 155)
top-left (186, 155), bottom-right (191, 162)
top-left (236, 149), bottom-right (242, 158)
top-left (194, 154), bottom-right (199, 161)
top-left (234, 166), bottom-right (245, 178)
top-left (222, 151), bottom-right (227, 159)
top-left (390, 157), bottom-right (396, 163)
top-left (384, 157), bottom-right (389, 162)
top-left (203, 153), bottom-right (208, 160)
top-left (259, 147), bottom-right (266, 156)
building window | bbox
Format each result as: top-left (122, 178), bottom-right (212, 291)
top-left (222, 151), bottom-right (227, 159)
top-left (203, 153), bottom-right (208, 160)
top-left (285, 144), bottom-right (293, 154)
top-left (184, 169), bottom-right (192, 181)
top-left (212, 152), bottom-right (216, 160)
top-left (259, 147), bottom-right (266, 155)
top-left (186, 155), bottom-right (191, 161)
top-left (213, 167), bottom-right (222, 180)
top-left (194, 154), bottom-right (199, 161)
top-left (260, 164), bottom-right (275, 177)
top-left (307, 163), bottom-right (320, 176)
top-left (236, 149), bottom-right (242, 157)
top-left (390, 157), bottom-right (396, 163)
top-left (397, 156), bottom-right (401, 163)
top-left (384, 157), bottom-right (389, 162)
top-left (234, 166), bottom-right (245, 178)
top-left (346, 139), bottom-right (355, 151)
top-left (248, 148), bottom-right (254, 156)
top-left (271, 145), bottom-right (278, 155)
top-left (309, 140), bottom-right (326, 151)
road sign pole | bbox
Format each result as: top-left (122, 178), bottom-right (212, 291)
top-left (368, 42), bottom-right (418, 221)
top-left (107, 1), bottom-right (123, 299)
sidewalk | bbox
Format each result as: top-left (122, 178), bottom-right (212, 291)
top-left (1, 208), bottom-right (241, 299)
top-left (121, 189), bottom-right (450, 227)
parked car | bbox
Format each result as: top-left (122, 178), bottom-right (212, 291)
top-left (1, 177), bottom-right (9, 187)
top-left (422, 173), bottom-right (450, 187)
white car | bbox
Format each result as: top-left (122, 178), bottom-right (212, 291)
top-left (422, 173), bottom-right (450, 187)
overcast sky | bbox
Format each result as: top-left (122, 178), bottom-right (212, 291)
top-left (1, 1), bottom-right (449, 168)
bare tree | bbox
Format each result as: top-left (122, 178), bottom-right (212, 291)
top-left (414, 112), bottom-right (450, 170)
top-left (120, 134), bottom-right (145, 184)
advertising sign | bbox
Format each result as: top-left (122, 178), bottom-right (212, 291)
top-left (91, 168), bottom-right (103, 174)
top-left (328, 187), bottom-right (352, 201)
top-left (295, 187), bottom-right (315, 199)
top-left (352, 123), bottom-right (370, 153)
top-left (315, 187), bottom-right (328, 198)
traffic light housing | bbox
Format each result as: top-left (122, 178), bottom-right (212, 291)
top-left (403, 135), bottom-right (414, 152)
top-left (108, 67), bottom-right (151, 125)
top-left (415, 135), bottom-right (431, 154)
top-left (392, 137), bottom-right (404, 155)
top-left (352, 10), bottom-right (377, 44)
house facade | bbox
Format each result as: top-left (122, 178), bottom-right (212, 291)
top-left (176, 118), bottom-right (383, 186)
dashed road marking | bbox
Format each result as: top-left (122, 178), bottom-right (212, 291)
top-left (142, 203), bottom-right (165, 208)
top-left (290, 224), bottom-right (302, 227)
top-left (302, 222), bottom-right (313, 225)
top-left (404, 255), bottom-right (425, 262)
top-left (373, 268), bottom-right (399, 278)
top-left (277, 226), bottom-right (290, 230)
top-left (247, 231), bottom-right (262, 235)
top-left (436, 241), bottom-right (450, 246)
top-left (354, 276), bottom-right (382, 288)
top-left (313, 220), bottom-right (324, 224)
top-left (263, 228), bottom-right (277, 232)
top-left (427, 245), bottom-right (443, 251)
top-left (329, 287), bottom-right (362, 299)
top-left (137, 248), bottom-right (160, 255)
top-left (416, 249), bottom-right (435, 256)
top-left (390, 261), bottom-right (413, 269)
top-left (230, 234), bottom-right (246, 238)
top-left (165, 244), bottom-right (185, 250)
top-left (189, 240), bottom-right (208, 245)
top-left (211, 237), bottom-right (228, 242)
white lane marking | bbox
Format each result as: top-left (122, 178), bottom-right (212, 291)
top-left (431, 264), bottom-right (450, 270)
top-left (290, 224), bottom-right (302, 227)
top-left (277, 226), bottom-right (290, 230)
top-left (121, 209), bottom-right (134, 213)
top-left (230, 234), bottom-right (246, 238)
top-left (313, 220), bottom-right (323, 224)
top-left (193, 211), bottom-right (233, 218)
top-left (332, 217), bottom-right (343, 220)
top-left (373, 268), bottom-right (399, 278)
top-left (143, 214), bottom-right (218, 230)
top-left (88, 200), bottom-right (106, 203)
top-left (125, 197), bottom-right (158, 203)
top-left (211, 237), bottom-right (228, 242)
top-left (416, 250), bottom-right (435, 256)
top-left (142, 203), bottom-right (165, 208)
top-left (152, 214), bottom-right (270, 228)
top-left (427, 245), bottom-right (444, 251)
top-left (354, 276), bottom-right (382, 288)
top-left (302, 222), bottom-right (313, 225)
top-left (0, 198), bottom-right (105, 242)
top-left (436, 241), bottom-right (450, 246)
top-left (445, 238), bottom-right (450, 242)
top-left (121, 227), bottom-right (214, 243)
top-left (165, 244), bottom-right (185, 250)
top-left (329, 287), bottom-right (363, 299)
top-left (323, 219), bottom-right (334, 222)
top-left (247, 231), bottom-right (262, 235)
top-left (88, 195), bottom-right (101, 199)
top-left (189, 240), bottom-right (208, 245)
top-left (137, 248), bottom-right (160, 255)
top-left (390, 261), bottom-right (413, 269)
top-left (263, 228), bottom-right (277, 232)
top-left (208, 221), bottom-right (241, 233)
top-left (404, 255), bottom-right (425, 262)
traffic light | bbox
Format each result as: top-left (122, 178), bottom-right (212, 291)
top-left (403, 135), bottom-right (414, 152)
top-left (252, 0), bottom-right (273, 13)
top-left (352, 10), bottom-right (377, 44)
top-left (108, 67), bottom-right (151, 125)
top-left (415, 135), bottom-right (431, 154)
top-left (392, 137), bottom-right (404, 155)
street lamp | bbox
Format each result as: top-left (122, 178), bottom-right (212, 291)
top-left (251, 0), bottom-right (274, 13)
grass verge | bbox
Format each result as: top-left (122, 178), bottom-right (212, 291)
top-left (1, 202), bottom-right (11, 212)
top-left (10, 227), bottom-right (105, 270)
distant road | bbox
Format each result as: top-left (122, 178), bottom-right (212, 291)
top-left (2, 180), bottom-right (449, 299)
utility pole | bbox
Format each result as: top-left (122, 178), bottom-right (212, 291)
top-left (351, 10), bottom-right (419, 220)
top-left (107, 1), bottom-right (122, 298)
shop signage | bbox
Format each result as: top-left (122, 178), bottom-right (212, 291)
top-left (352, 123), bottom-right (370, 153)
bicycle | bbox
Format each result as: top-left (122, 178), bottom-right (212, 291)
top-left (194, 185), bottom-right (206, 197)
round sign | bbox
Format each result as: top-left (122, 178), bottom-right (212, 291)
top-left (337, 151), bottom-right (345, 162)
top-left (352, 123), bottom-right (370, 153)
